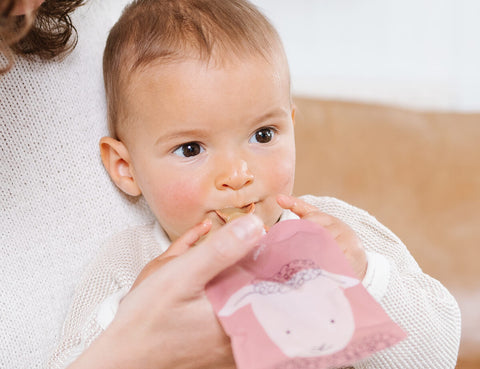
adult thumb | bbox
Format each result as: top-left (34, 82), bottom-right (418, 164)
top-left (175, 214), bottom-right (264, 289)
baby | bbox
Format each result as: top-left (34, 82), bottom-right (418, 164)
top-left (49, 0), bottom-right (461, 368)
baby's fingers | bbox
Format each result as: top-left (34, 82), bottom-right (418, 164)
top-left (277, 194), bottom-right (333, 224)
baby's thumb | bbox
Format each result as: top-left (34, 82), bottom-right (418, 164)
top-left (178, 215), bottom-right (264, 288)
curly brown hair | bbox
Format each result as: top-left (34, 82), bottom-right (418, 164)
top-left (0, 0), bottom-right (85, 74)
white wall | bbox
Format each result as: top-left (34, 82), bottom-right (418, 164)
top-left (252, 0), bottom-right (480, 112)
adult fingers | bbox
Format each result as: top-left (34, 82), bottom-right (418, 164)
top-left (164, 219), bottom-right (212, 257)
top-left (130, 220), bottom-right (212, 290)
top-left (131, 255), bottom-right (179, 290)
top-left (168, 214), bottom-right (264, 290)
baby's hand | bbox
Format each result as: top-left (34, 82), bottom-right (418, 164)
top-left (277, 194), bottom-right (367, 280)
top-left (131, 219), bottom-right (212, 290)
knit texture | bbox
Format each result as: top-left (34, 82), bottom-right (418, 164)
top-left (48, 195), bottom-right (461, 369)
top-left (0, 2), bottom-right (154, 368)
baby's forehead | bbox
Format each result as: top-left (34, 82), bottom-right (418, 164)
top-left (117, 51), bottom-right (291, 137)
top-left (126, 48), bottom-right (290, 90)
top-left (123, 56), bottom-right (291, 122)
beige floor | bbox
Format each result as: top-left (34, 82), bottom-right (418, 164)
top-left (292, 97), bottom-right (480, 367)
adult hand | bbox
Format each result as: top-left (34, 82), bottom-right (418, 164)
top-left (277, 194), bottom-right (368, 280)
top-left (131, 219), bottom-right (213, 290)
top-left (68, 214), bottom-right (264, 369)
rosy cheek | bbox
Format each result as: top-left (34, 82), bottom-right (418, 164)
top-left (270, 153), bottom-right (296, 193)
top-left (153, 176), bottom-right (208, 230)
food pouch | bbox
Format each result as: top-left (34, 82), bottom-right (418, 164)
top-left (206, 219), bottom-right (407, 369)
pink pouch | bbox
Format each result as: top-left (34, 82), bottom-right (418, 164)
top-left (206, 219), bottom-right (406, 369)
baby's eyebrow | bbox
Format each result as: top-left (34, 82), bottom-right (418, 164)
top-left (155, 129), bottom-right (207, 145)
top-left (154, 107), bottom-right (290, 145)
top-left (250, 107), bottom-right (290, 126)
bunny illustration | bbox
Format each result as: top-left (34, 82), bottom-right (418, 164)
top-left (218, 267), bottom-right (359, 358)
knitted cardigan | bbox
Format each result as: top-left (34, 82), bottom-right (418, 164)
top-left (48, 195), bottom-right (461, 369)
top-left (0, 1), bottom-right (153, 368)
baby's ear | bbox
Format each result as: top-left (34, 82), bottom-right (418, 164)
top-left (99, 137), bottom-right (141, 196)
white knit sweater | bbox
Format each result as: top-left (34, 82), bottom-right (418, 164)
top-left (0, 2), bottom-right (154, 368)
top-left (48, 195), bottom-right (461, 369)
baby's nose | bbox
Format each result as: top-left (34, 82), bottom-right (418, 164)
top-left (215, 159), bottom-right (254, 191)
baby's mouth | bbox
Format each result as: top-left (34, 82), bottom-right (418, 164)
top-left (215, 203), bottom-right (255, 223)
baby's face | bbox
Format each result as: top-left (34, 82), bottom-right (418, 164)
top-left (121, 55), bottom-right (295, 241)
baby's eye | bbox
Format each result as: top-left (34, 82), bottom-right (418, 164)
top-left (249, 127), bottom-right (276, 144)
top-left (173, 142), bottom-right (204, 157)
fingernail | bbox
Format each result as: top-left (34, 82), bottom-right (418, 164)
top-left (229, 214), bottom-right (263, 241)
top-left (201, 218), bottom-right (212, 227)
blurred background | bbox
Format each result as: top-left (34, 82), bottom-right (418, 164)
top-left (251, 1), bottom-right (480, 368)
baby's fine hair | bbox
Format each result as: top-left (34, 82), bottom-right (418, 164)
top-left (103, 0), bottom-right (285, 138)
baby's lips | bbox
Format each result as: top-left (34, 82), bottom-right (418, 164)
top-left (215, 203), bottom-right (255, 223)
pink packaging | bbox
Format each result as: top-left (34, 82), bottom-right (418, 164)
top-left (206, 219), bottom-right (406, 369)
